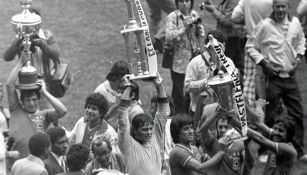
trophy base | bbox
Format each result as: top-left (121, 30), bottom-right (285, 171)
top-left (121, 26), bottom-right (148, 34)
top-left (128, 73), bottom-right (157, 80)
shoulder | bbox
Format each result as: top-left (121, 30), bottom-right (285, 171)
top-left (94, 81), bottom-right (109, 92)
top-left (167, 10), bottom-right (180, 19)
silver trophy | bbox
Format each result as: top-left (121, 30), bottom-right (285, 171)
top-left (207, 71), bottom-right (234, 111)
top-left (11, 0), bottom-right (41, 62)
top-left (121, 0), bottom-right (157, 80)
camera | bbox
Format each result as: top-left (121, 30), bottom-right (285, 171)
top-left (180, 15), bottom-right (202, 26)
top-left (200, 1), bottom-right (211, 10)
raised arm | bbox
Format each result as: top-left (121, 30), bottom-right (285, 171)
top-left (32, 30), bottom-right (60, 64)
top-left (38, 80), bottom-right (67, 120)
top-left (153, 73), bottom-right (170, 144)
top-left (203, 0), bottom-right (239, 27)
top-left (199, 103), bottom-right (226, 146)
top-left (6, 55), bottom-right (26, 110)
top-left (3, 36), bottom-right (23, 62)
top-left (231, 0), bottom-right (244, 23)
top-left (117, 77), bottom-right (132, 153)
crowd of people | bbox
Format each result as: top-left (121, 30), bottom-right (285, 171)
top-left (1, 0), bottom-right (307, 175)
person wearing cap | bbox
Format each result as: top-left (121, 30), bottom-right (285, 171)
top-left (6, 55), bottom-right (67, 159)
top-left (117, 73), bottom-right (170, 175)
top-left (68, 93), bottom-right (119, 153)
top-left (11, 132), bottom-right (51, 175)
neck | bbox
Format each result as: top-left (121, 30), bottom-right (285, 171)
top-left (88, 118), bottom-right (101, 129)
top-left (109, 81), bottom-right (118, 91)
top-left (178, 141), bottom-right (191, 149)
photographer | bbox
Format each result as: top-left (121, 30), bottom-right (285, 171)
top-left (165, 0), bottom-right (204, 114)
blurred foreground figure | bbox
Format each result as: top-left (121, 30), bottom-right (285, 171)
top-left (57, 144), bottom-right (89, 175)
top-left (11, 132), bottom-right (50, 175)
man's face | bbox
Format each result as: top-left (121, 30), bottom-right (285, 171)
top-left (273, 0), bottom-right (289, 22)
top-left (179, 124), bottom-right (194, 144)
top-left (23, 94), bottom-right (39, 113)
top-left (133, 122), bottom-right (153, 144)
top-left (51, 135), bottom-right (69, 156)
top-left (85, 104), bottom-right (101, 123)
top-left (272, 124), bottom-right (287, 142)
top-left (217, 119), bottom-right (229, 138)
top-left (94, 141), bottom-right (111, 168)
top-left (178, 0), bottom-right (191, 14)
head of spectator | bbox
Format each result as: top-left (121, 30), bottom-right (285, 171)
top-left (175, 0), bottom-right (194, 13)
top-left (170, 113), bottom-right (194, 145)
top-left (215, 118), bottom-right (230, 139)
top-left (149, 95), bottom-right (175, 118)
top-left (119, 80), bottom-right (139, 101)
top-left (205, 29), bottom-right (226, 50)
top-left (272, 0), bottom-right (290, 23)
top-left (28, 132), bottom-right (50, 160)
top-left (20, 89), bottom-right (41, 114)
top-left (131, 113), bottom-right (154, 144)
top-left (66, 144), bottom-right (90, 172)
top-left (272, 118), bottom-right (295, 143)
top-left (91, 136), bottom-right (112, 168)
top-left (46, 127), bottom-right (69, 156)
top-left (84, 93), bottom-right (109, 123)
top-left (106, 61), bottom-right (130, 92)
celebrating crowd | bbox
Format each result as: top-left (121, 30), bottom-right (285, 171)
top-left (1, 0), bottom-right (307, 175)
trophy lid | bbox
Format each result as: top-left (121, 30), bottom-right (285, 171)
top-left (11, 0), bottom-right (41, 26)
top-left (16, 61), bottom-right (40, 90)
top-left (207, 71), bottom-right (233, 86)
top-left (11, 9), bottom-right (41, 26)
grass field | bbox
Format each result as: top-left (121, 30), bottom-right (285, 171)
top-left (0, 0), bottom-right (306, 174)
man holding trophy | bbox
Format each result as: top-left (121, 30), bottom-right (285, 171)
top-left (3, 0), bottom-right (61, 111)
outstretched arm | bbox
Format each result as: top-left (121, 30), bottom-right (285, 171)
top-left (6, 55), bottom-right (26, 110)
top-left (185, 151), bottom-right (225, 173)
top-left (3, 36), bottom-right (23, 62)
top-left (32, 30), bottom-right (60, 64)
top-left (199, 104), bottom-right (227, 146)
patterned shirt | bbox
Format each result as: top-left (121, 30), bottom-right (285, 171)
top-left (165, 10), bottom-right (202, 74)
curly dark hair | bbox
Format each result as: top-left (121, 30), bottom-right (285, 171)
top-left (85, 93), bottom-right (109, 118)
top-left (170, 113), bottom-right (193, 144)
top-left (274, 118), bottom-right (295, 142)
top-left (66, 144), bottom-right (89, 172)
top-left (106, 61), bottom-right (130, 82)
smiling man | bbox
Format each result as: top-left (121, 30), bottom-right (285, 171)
top-left (169, 113), bottom-right (225, 175)
top-left (69, 93), bottom-right (119, 153)
top-left (245, 0), bottom-right (307, 161)
top-left (44, 127), bottom-right (69, 175)
top-left (117, 73), bottom-right (169, 175)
